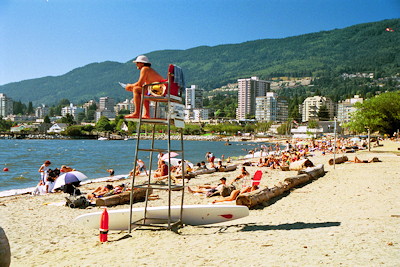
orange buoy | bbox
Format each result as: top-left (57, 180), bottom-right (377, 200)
top-left (99, 208), bottom-right (109, 242)
top-left (3, 168), bottom-right (8, 172)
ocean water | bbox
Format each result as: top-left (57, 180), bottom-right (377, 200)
top-left (0, 138), bottom-right (271, 193)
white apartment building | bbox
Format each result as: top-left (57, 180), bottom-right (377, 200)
top-left (301, 96), bottom-right (335, 122)
top-left (35, 104), bottom-right (49, 118)
top-left (337, 95), bottom-right (363, 123)
top-left (96, 97), bottom-right (115, 121)
top-left (184, 85), bottom-right (209, 121)
top-left (236, 77), bottom-right (270, 120)
top-left (61, 103), bottom-right (84, 118)
top-left (192, 108), bottom-right (209, 121)
top-left (115, 99), bottom-right (132, 114)
top-left (185, 85), bottom-right (203, 109)
top-left (255, 92), bottom-right (288, 122)
top-left (0, 93), bottom-right (13, 117)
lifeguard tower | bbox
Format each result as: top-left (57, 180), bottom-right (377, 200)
top-left (126, 64), bottom-right (186, 231)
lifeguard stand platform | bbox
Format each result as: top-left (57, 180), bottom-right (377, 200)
top-left (126, 64), bottom-right (186, 231)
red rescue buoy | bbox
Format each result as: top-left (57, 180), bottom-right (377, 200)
top-left (3, 168), bottom-right (8, 172)
top-left (99, 208), bottom-right (109, 242)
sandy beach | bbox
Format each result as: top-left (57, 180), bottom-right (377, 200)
top-left (1, 139), bottom-right (400, 266)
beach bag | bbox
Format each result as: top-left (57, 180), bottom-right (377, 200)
top-left (65, 196), bottom-right (90, 209)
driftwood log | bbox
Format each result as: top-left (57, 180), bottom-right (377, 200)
top-left (289, 159), bottom-right (314, 171)
top-left (328, 156), bottom-right (348, 165)
top-left (191, 168), bottom-right (216, 176)
top-left (0, 226), bottom-right (11, 267)
top-left (95, 187), bottom-right (152, 206)
top-left (219, 164), bottom-right (238, 172)
top-left (298, 164), bottom-right (325, 179)
top-left (174, 173), bottom-right (197, 179)
top-left (236, 164), bottom-right (325, 208)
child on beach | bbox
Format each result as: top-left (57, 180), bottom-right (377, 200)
top-left (37, 160), bottom-right (52, 193)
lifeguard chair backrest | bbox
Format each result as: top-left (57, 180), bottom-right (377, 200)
top-left (252, 170), bottom-right (262, 186)
top-left (167, 64), bottom-right (181, 97)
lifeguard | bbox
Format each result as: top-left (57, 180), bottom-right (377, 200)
top-left (124, 55), bottom-right (165, 119)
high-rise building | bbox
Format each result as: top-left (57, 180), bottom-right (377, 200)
top-left (300, 96), bottom-right (335, 122)
top-left (99, 97), bottom-right (115, 111)
top-left (185, 85), bottom-right (203, 109)
top-left (96, 97), bottom-right (116, 122)
top-left (184, 85), bottom-right (209, 121)
top-left (236, 77), bottom-right (270, 120)
top-left (337, 95), bottom-right (363, 123)
top-left (255, 92), bottom-right (288, 122)
top-left (0, 93), bottom-right (13, 117)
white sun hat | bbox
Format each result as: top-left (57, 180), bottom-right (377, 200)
top-left (133, 55), bottom-right (150, 64)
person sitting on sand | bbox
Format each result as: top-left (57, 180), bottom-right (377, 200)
top-left (257, 158), bottom-right (265, 167)
top-left (154, 161), bottom-right (169, 178)
top-left (215, 160), bottom-right (226, 171)
top-left (60, 165), bottom-right (75, 173)
top-left (87, 184), bottom-right (114, 200)
top-left (212, 185), bottom-right (259, 204)
top-left (235, 167), bottom-right (250, 180)
top-left (350, 156), bottom-right (381, 163)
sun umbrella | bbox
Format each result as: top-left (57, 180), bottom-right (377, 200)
top-left (53, 171), bottom-right (87, 189)
top-left (350, 137), bottom-right (361, 143)
top-left (163, 158), bottom-right (194, 168)
top-left (161, 152), bottom-right (179, 161)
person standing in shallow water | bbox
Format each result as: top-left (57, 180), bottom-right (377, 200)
top-left (124, 55), bottom-right (165, 119)
top-left (38, 160), bottom-right (52, 193)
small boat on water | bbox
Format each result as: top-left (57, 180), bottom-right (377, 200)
top-left (98, 137), bottom-right (108, 141)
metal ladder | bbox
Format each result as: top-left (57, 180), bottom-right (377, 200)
top-left (127, 68), bottom-right (186, 231)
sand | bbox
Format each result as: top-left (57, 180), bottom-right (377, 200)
top-left (1, 140), bottom-right (400, 266)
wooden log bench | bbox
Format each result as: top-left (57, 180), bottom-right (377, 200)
top-left (236, 164), bottom-right (325, 208)
top-left (95, 187), bottom-right (152, 206)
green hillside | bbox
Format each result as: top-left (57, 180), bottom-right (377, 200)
top-left (1, 18), bottom-right (399, 106)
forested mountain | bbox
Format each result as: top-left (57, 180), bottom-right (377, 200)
top-left (1, 18), bottom-right (399, 106)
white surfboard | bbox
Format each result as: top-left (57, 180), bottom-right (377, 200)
top-left (74, 205), bottom-right (249, 230)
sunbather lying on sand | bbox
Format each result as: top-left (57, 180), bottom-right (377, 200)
top-left (188, 177), bottom-right (227, 194)
top-left (350, 156), bottom-right (381, 163)
top-left (212, 185), bottom-right (259, 204)
top-left (87, 184), bottom-right (114, 200)
top-left (87, 184), bottom-right (127, 200)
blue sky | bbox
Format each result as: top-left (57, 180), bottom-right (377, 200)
top-left (0, 0), bottom-right (399, 85)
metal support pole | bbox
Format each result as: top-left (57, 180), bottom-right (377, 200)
top-left (368, 128), bottom-right (371, 152)
top-left (333, 118), bottom-right (337, 170)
